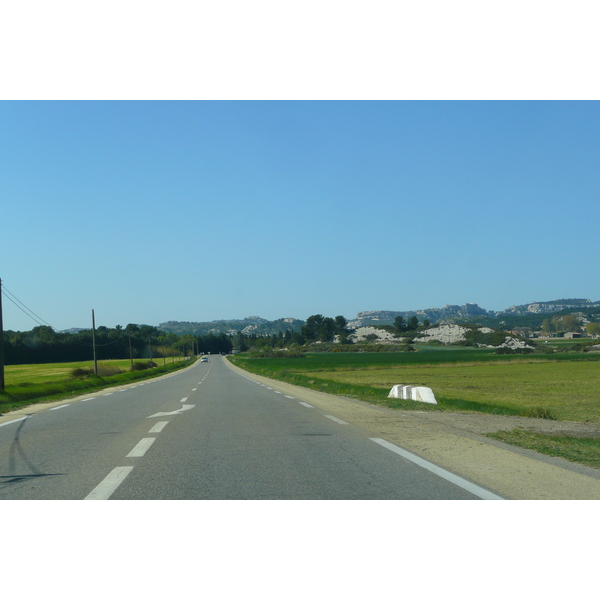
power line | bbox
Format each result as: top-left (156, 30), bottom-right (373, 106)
top-left (1, 284), bottom-right (54, 328)
top-left (2, 291), bottom-right (47, 327)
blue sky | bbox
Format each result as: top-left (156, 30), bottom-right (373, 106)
top-left (2, 100), bottom-right (599, 331)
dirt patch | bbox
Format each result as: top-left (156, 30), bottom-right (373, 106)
top-left (402, 411), bottom-right (600, 439)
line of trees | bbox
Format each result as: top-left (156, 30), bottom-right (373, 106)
top-left (2, 325), bottom-right (233, 365)
top-left (394, 315), bottom-right (430, 333)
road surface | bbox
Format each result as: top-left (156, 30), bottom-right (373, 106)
top-left (0, 355), bottom-right (498, 500)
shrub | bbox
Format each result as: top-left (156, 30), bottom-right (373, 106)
top-left (96, 364), bottom-right (124, 376)
top-left (518, 407), bottom-right (557, 420)
top-left (249, 350), bottom-right (306, 358)
top-left (70, 367), bottom-right (94, 378)
top-left (131, 361), bottom-right (158, 371)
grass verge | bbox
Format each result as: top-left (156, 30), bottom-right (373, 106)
top-left (0, 357), bottom-right (196, 415)
top-left (230, 350), bottom-right (600, 423)
top-left (487, 429), bottom-right (600, 469)
top-left (228, 354), bottom-right (573, 419)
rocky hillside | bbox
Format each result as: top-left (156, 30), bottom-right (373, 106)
top-left (159, 316), bottom-right (304, 336)
top-left (159, 298), bottom-right (599, 336)
top-left (497, 299), bottom-right (600, 316)
top-left (347, 303), bottom-right (493, 328)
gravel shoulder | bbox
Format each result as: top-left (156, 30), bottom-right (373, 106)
top-left (226, 358), bottom-right (600, 500)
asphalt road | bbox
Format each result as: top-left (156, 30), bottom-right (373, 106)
top-left (0, 356), bottom-right (499, 500)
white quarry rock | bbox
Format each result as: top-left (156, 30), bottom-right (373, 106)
top-left (416, 324), bottom-right (469, 344)
top-left (497, 337), bottom-right (535, 350)
top-left (388, 385), bottom-right (438, 404)
top-left (348, 326), bottom-right (397, 343)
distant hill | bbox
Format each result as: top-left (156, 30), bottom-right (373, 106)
top-left (347, 304), bottom-right (492, 328)
top-left (158, 299), bottom-right (600, 336)
top-left (497, 299), bottom-right (600, 316)
top-left (159, 316), bottom-right (305, 336)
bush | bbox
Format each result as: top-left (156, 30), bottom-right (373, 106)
top-left (70, 367), bottom-right (94, 378)
top-left (518, 407), bottom-right (557, 420)
top-left (97, 364), bottom-right (124, 376)
top-left (248, 350), bottom-right (306, 358)
top-left (131, 361), bottom-right (158, 371)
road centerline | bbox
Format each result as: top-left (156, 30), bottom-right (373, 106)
top-left (84, 466), bottom-right (134, 500)
top-left (149, 421), bottom-right (169, 433)
top-left (127, 437), bottom-right (156, 458)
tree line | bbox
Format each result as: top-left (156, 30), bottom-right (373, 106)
top-left (3, 324), bottom-right (233, 365)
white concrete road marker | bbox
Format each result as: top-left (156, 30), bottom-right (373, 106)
top-left (84, 466), bottom-right (134, 500)
top-left (370, 438), bottom-right (503, 500)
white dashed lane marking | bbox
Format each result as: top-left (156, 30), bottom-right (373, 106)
top-left (127, 437), bottom-right (156, 458)
top-left (148, 421), bottom-right (169, 433)
top-left (84, 466), bottom-right (134, 500)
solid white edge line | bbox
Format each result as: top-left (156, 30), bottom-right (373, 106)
top-left (149, 421), bottom-right (169, 433)
top-left (84, 466), bottom-right (134, 500)
top-left (127, 437), bottom-right (156, 458)
top-left (0, 416), bottom-right (28, 428)
top-left (325, 415), bottom-right (349, 425)
top-left (370, 438), bottom-right (503, 500)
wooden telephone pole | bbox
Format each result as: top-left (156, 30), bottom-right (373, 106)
top-left (92, 309), bottom-right (98, 375)
top-left (0, 279), bottom-right (5, 391)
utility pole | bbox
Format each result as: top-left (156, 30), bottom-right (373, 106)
top-left (128, 333), bottom-right (134, 370)
top-left (0, 279), bottom-right (5, 391)
top-left (92, 309), bottom-right (98, 375)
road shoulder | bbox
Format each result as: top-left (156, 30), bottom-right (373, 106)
top-left (225, 357), bottom-right (600, 499)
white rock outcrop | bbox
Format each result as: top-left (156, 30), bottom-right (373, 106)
top-left (416, 324), bottom-right (469, 344)
top-left (348, 326), bottom-right (397, 343)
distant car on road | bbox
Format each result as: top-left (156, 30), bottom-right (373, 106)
top-left (200, 356), bottom-right (208, 362)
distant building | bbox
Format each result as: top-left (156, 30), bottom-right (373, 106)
top-left (564, 332), bottom-right (582, 339)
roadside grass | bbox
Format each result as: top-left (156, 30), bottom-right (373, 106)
top-left (486, 429), bottom-right (600, 469)
top-left (229, 350), bottom-right (600, 423)
top-left (3, 358), bottom-right (187, 386)
top-left (0, 357), bottom-right (194, 415)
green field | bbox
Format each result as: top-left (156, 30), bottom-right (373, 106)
top-left (229, 347), bottom-right (600, 423)
top-left (0, 356), bottom-right (193, 414)
top-left (3, 357), bottom-right (185, 386)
